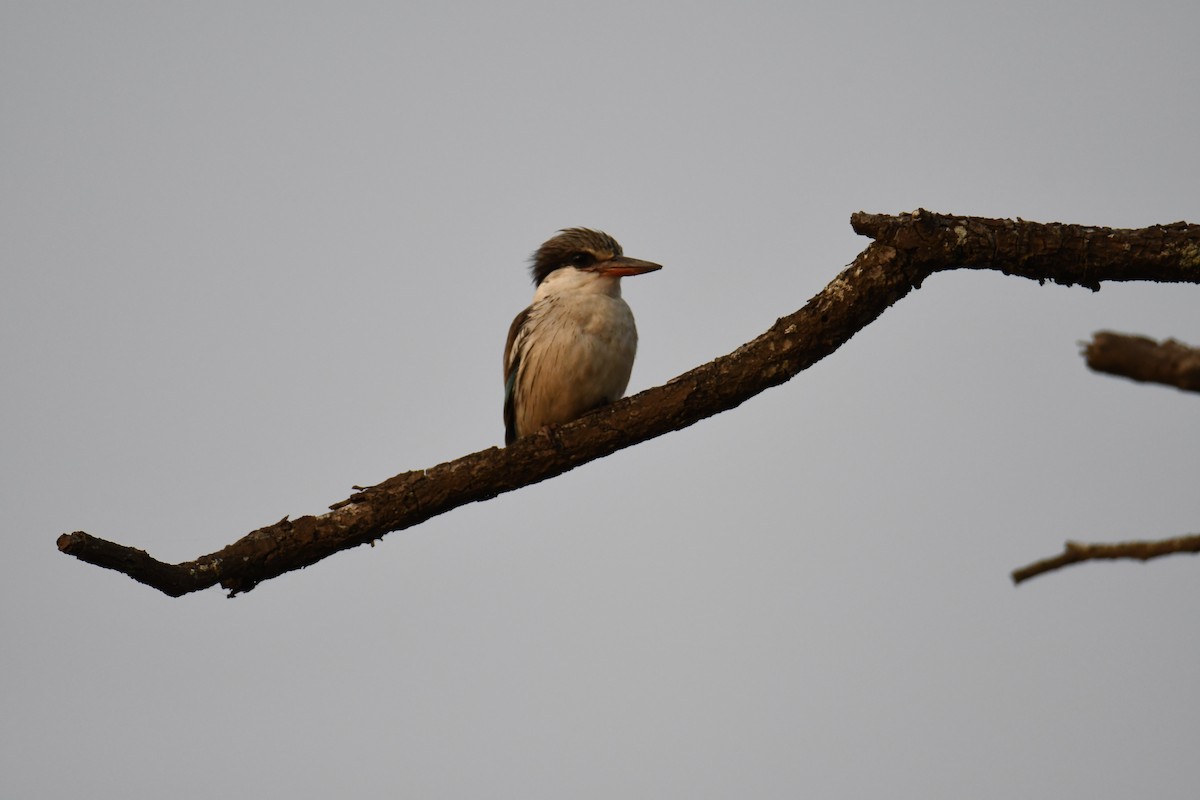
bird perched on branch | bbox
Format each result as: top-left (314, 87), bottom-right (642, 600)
top-left (503, 228), bottom-right (662, 445)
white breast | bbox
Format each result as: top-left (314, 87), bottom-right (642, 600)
top-left (510, 269), bottom-right (640, 437)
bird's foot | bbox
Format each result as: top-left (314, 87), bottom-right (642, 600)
top-left (537, 423), bottom-right (567, 452)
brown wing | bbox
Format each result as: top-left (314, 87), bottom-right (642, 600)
top-left (504, 306), bottom-right (529, 378)
top-left (503, 306), bottom-right (531, 445)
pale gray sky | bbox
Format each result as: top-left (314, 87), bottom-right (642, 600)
top-left (4, 2), bottom-right (1198, 798)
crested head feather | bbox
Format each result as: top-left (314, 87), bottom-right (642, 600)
top-left (528, 228), bottom-right (624, 286)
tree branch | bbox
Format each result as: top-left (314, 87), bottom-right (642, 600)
top-left (1084, 331), bottom-right (1200, 393)
top-left (56, 210), bottom-right (1200, 596)
top-left (1011, 534), bottom-right (1200, 584)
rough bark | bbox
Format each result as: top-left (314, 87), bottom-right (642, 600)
top-left (56, 210), bottom-right (1200, 596)
top-left (1084, 331), bottom-right (1200, 393)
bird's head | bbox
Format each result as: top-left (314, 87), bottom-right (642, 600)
top-left (529, 228), bottom-right (662, 286)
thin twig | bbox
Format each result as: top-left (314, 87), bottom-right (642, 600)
top-left (1012, 534), bottom-right (1200, 584)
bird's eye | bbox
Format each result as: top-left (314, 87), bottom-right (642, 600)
top-left (569, 252), bottom-right (592, 267)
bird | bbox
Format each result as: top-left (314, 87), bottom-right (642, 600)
top-left (503, 228), bottom-right (662, 445)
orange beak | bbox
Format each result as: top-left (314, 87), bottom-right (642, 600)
top-left (596, 256), bottom-right (663, 278)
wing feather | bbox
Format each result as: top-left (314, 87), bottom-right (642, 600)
top-left (503, 306), bottom-right (531, 445)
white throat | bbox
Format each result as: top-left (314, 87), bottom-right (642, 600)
top-left (532, 267), bottom-right (623, 303)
